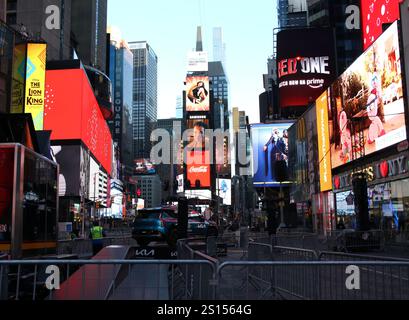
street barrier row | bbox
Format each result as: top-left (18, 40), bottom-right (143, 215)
top-left (2, 259), bottom-right (409, 300)
top-left (57, 236), bottom-right (134, 258)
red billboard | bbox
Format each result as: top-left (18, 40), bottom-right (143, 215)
top-left (44, 69), bottom-right (112, 174)
top-left (186, 150), bottom-right (211, 189)
top-left (277, 28), bottom-right (337, 108)
top-left (361, 0), bottom-right (403, 50)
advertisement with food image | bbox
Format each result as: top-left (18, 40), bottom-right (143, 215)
top-left (329, 22), bottom-right (406, 169)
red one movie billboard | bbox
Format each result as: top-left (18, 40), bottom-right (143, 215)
top-left (361, 0), bottom-right (403, 50)
top-left (44, 69), bottom-right (112, 174)
top-left (277, 28), bottom-right (337, 108)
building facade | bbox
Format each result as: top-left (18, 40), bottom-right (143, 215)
top-left (212, 27), bottom-right (226, 70)
top-left (71, 0), bottom-right (107, 72)
top-left (278, 0), bottom-right (308, 28)
top-left (156, 118), bottom-right (183, 202)
top-left (209, 61), bottom-right (229, 131)
top-left (107, 35), bottom-right (134, 181)
top-left (6, 0), bottom-right (73, 61)
top-left (307, 0), bottom-right (363, 74)
top-left (0, 0), bottom-right (6, 21)
top-left (136, 175), bottom-right (162, 208)
top-left (0, 18), bottom-right (13, 114)
top-left (129, 41), bottom-right (158, 160)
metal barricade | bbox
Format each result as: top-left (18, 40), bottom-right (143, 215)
top-left (0, 260), bottom-right (216, 301)
top-left (248, 243), bottom-right (273, 261)
top-left (217, 261), bottom-right (409, 300)
top-left (272, 246), bottom-right (319, 261)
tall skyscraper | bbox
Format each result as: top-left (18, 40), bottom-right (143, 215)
top-left (209, 61), bottom-right (229, 131)
top-left (6, 0), bottom-right (73, 61)
top-left (307, 0), bottom-right (363, 73)
top-left (278, 0), bottom-right (308, 28)
top-left (107, 29), bottom-right (133, 181)
top-left (71, 0), bottom-right (108, 72)
top-left (213, 27), bottom-right (226, 70)
top-left (129, 41), bottom-right (158, 160)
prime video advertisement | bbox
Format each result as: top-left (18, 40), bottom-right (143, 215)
top-left (251, 123), bottom-right (294, 188)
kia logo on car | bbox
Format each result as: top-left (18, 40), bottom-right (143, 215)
top-left (135, 249), bottom-right (155, 257)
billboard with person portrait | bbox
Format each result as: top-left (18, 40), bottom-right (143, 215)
top-left (186, 76), bottom-right (210, 112)
top-left (329, 22), bottom-right (406, 169)
top-left (251, 123), bottom-right (294, 188)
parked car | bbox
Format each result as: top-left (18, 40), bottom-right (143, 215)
top-left (132, 207), bottom-right (219, 247)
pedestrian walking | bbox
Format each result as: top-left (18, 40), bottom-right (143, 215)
top-left (90, 221), bottom-right (106, 256)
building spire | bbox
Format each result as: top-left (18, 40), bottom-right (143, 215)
top-left (196, 26), bottom-right (203, 52)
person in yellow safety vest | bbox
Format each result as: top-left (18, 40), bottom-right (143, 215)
top-left (90, 221), bottom-right (106, 256)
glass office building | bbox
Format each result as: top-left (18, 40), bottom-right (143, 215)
top-left (129, 41), bottom-right (158, 160)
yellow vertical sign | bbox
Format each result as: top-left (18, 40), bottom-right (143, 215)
top-left (316, 90), bottom-right (332, 192)
top-left (10, 44), bottom-right (27, 114)
top-left (24, 43), bottom-right (47, 130)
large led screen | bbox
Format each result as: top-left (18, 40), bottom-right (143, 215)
top-left (186, 150), bottom-right (211, 189)
top-left (361, 0), bottom-right (403, 50)
top-left (276, 28), bottom-right (336, 108)
top-left (186, 76), bottom-right (210, 112)
top-left (44, 69), bottom-right (112, 174)
top-left (329, 22), bottom-right (406, 169)
top-left (251, 123), bottom-right (293, 188)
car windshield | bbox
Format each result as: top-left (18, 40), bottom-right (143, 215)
top-left (137, 211), bottom-right (161, 219)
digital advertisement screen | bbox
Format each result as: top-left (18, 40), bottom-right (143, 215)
top-left (361, 0), bottom-right (403, 50)
top-left (186, 150), bottom-right (211, 189)
top-left (186, 76), bottom-right (210, 112)
top-left (135, 158), bottom-right (156, 175)
top-left (186, 118), bottom-right (210, 151)
top-left (24, 43), bottom-right (47, 131)
top-left (217, 179), bottom-right (232, 206)
top-left (176, 174), bottom-right (184, 194)
top-left (316, 91), bottom-right (332, 192)
top-left (44, 69), bottom-right (112, 174)
top-left (10, 44), bottom-right (27, 114)
top-left (251, 123), bottom-right (293, 188)
top-left (329, 22), bottom-right (406, 169)
top-left (51, 145), bottom-right (81, 197)
top-left (276, 28), bottom-right (336, 108)
top-left (0, 147), bottom-right (14, 244)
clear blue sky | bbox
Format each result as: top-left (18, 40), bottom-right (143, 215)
top-left (107, 0), bottom-right (278, 124)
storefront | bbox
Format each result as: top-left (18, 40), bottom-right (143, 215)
top-left (289, 103), bottom-right (336, 235)
top-left (333, 151), bottom-right (409, 232)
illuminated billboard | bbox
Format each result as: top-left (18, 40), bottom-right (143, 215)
top-left (10, 44), bottom-right (27, 114)
top-left (186, 150), bottom-right (211, 189)
top-left (176, 174), bottom-right (184, 194)
top-left (24, 43), bottom-right (47, 130)
top-left (361, 0), bottom-right (403, 50)
top-left (217, 179), bottom-right (232, 206)
top-left (329, 22), bottom-right (406, 169)
top-left (187, 51), bottom-right (209, 72)
top-left (276, 28), bottom-right (336, 108)
top-left (316, 91), bottom-right (332, 192)
top-left (44, 69), bottom-right (113, 174)
top-left (186, 76), bottom-right (210, 112)
top-left (135, 158), bottom-right (156, 175)
top-left (251, 123), bottom-right (294, 188)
